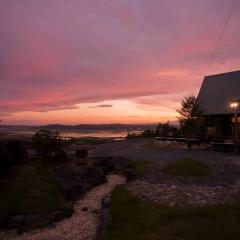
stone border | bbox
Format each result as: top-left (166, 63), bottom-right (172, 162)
top-left (128, 180), bottom-right (240, 207)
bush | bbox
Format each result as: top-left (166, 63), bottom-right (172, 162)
top-left (32, 130), bottom-right (63, 161)
top-left (48, 149), bottom-right (68, 162)
top-left (155, 122), bottom-right (180, 137)
top-left (0, 143), bottom-right (10, 169)
top-left (177, 95), bottom-right (206, 138)
top-left (0, 140), bottom-right (28, 170)
top-left (6, 140), bottom-right (28, 164)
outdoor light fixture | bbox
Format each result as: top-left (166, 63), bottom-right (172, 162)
top-left (230, 101), bottom-right (240, 152)
top-left (230, 102), bottom-right (239, 108)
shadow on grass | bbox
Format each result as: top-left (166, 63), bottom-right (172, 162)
top-left (103, 187), bottom-right (240, 240)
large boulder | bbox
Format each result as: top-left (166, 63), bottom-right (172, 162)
top-left (8, 215), bottom-right (25, 229)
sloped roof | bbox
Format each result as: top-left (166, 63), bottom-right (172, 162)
top-left (197, 70), bottom-right (240, 115)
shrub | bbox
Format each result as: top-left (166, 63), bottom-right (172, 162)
top-left (6, 140), bottom-right (28, 164)
top-left (0, 142), bottom-right (10, 169)
top-left (0, 140), bottom-right (28, 170)
top-left (155, 122), bottom-right (180, 137)
top-left (48, 149), bottom-right (68, 162)
top-left (177, 95), bottom-right (206, 138)
top-left (32, 130), bottom-right (62, 161)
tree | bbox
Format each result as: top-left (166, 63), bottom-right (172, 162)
top-left (6, 140), bottom-right (28, 164)
top-left (32, 130), bottom-right (62, 160)
top-left (0, 140), bottom-right (28, 171)
top-left (177, 95), bottom-right (206, 137)
top-left (155, 122), bottom-right (179, 137)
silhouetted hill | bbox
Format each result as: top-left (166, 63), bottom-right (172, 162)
top-left (0, 124), bottom-right (157, 132)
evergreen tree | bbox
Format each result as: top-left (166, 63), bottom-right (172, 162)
top-left (177, 95), bottom-right (206, 137)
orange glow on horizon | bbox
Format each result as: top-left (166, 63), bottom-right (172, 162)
top-left (1, 100), bottom-right (178, 125)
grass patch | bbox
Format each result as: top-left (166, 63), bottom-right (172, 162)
top-left (103, 187), bottom-right (240, 240)
top-left (128, 160), bottom-right (147, 176)
top-left (162, 158), bottom-right (212, 177)
top-left (0, 162), bottom-right (61, 215)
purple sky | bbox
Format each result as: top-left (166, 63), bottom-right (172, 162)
top-left (0, 0), bottom-right (239, 124)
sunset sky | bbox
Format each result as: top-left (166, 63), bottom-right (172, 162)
top-left (0, 0), bottom-right (240, 125)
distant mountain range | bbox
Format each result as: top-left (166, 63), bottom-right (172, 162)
top-left (0, 124), bottom-right (158, 131)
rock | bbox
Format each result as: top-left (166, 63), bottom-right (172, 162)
top-left (169, 202), bottom-right (176, 207)
top-left (0, 229), bottom-right (18, 239)
top-left (128, 179), bottom-right (240, 207)
top-left (8, 215), bottom-right (25, 229)
top-left (97, 195), bottom-right (113, 238)
top-left (11, 215), bottom-right (25, 224)
top-left (102, 195), bottom-right (111, 208)
top-left (200, 200), bottom-right (207, 205)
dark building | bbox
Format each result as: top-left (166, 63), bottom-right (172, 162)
top-left (197, 70), bottom-right (240, 137)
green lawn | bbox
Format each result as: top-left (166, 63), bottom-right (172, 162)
top-left (162, 158), bottom-right (212, 177)
top-left (103, 187), bottom-right (240, 240)
top-left (0, 162), bottom-right (61, 215)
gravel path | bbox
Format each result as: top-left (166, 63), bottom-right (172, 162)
top-left (90, 139), bottom-right (240, 207)
top-left (128, 180), bottom-right (240, 207)
top-left (91, 139), bottom-right (232, 164)
top-left (1, 175), bottom-right (126, 240)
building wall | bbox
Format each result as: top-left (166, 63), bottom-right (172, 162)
top-left (205, 115), bottom-right (232, 137)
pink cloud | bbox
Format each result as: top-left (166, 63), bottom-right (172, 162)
top-left (0, 0), bottom-right (239, 122)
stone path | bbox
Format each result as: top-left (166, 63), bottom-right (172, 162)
top-left (128, 180), bottom-right (240, 207)
top-left (92, 139), bottom-right (240, 207)
top-left (1, 175), bottom-right (126, 240)
top-left (127, 157), bottom-right (240, 207)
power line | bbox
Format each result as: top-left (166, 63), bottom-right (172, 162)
top-left (205, 0), bottom-right (237, 75)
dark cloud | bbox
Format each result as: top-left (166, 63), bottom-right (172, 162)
top-left (89, 104), bottom-right (113, 108)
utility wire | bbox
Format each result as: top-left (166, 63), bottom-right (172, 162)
top-left (205, 0), bottom-right (237, 75)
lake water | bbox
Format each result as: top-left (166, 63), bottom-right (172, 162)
top-left (1, 129), bottom-right (128, 139)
